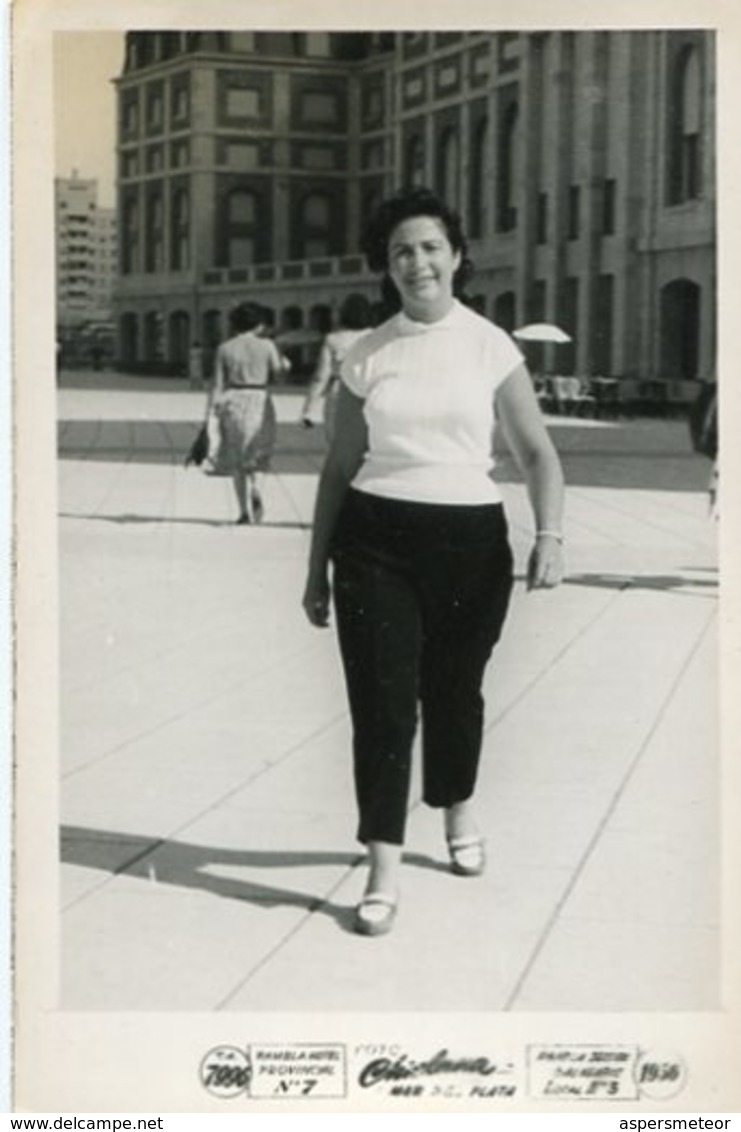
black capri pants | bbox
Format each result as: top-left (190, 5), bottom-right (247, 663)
top-left (331, 488), bottom-right (514, 846)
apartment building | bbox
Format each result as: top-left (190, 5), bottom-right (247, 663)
top-left (56, 172), bottom-right (118, 325)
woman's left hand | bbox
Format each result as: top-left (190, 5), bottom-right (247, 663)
top-left (527, 536), bottom-right (565, 590)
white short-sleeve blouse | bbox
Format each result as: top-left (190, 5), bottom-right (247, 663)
top-left (341, 299), bottom-right (523, 504)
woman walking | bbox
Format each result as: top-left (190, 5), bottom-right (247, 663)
top-left (302, 187), bottom-right (565, 935)
top-left (206, 302), bottom-right (288, 524)
top-left (301, 294), bottom-right (374, 441)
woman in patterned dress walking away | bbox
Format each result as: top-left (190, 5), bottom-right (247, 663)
top-left (205, 302), bottom-right (289, 524)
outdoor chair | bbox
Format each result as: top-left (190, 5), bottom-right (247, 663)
top-left (589, 376), bottom-right (621, 419)
top-left (551, 375), bottom-right (596, 417)
top-left (534, 376), bottom-right (556, 415)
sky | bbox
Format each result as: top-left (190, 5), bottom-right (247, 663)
top-left (54, 32), bottom-right (125, 207)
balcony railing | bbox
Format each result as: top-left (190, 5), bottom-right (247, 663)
top-left (201, 254), bottom-right (368, 288)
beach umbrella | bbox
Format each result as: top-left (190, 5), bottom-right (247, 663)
top-left (513, 323), bottom-right (572, 344)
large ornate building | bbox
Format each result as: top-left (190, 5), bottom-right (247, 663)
top-left (112, 29), bottom-right (715, 386)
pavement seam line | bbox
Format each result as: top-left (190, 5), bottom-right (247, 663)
top-left (272, 469), bottom-right (312, 530)
top-left (212, 858), bottom-right (367, 1012)
top-left (567, 484), bottom-right (713, 550)
top-left (61, 635), bottom-right (331, 780)
top-left (400, 582), bottom-right (629, 819)
top-left (199, 581), bottom-right (631, 971)
top-left (482, 578), bottom-right (630, 735)
top-left (60, 708), bottom-right (349, 913)
top-left (500, 604), bottom-right (717, 1012)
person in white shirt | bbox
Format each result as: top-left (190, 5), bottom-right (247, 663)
top-left (302, 188), bottom-right (565, 936)
top-left (301, 294), bottom-right (374, 441)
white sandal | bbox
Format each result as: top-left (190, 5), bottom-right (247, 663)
top-left (354, 892), bottom-right (397, 936)
top-left (447, 834), bottom-right (486, 877)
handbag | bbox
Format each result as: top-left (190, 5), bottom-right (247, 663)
top-left (185, 422), bottom-right (210, 467)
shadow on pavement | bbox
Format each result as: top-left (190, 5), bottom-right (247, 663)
top-left (61, 825), bottom-right (356, 925)
top-left (60, 826), bottom-right (449, 932)
top-left (563, 571), bottom-right (718, 595)
top-left (58, 511), bottom-right (311, 530)
top-left (59, 828), bottom-right (445, 932)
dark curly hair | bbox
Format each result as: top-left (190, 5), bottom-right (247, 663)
top-left (229, 301), bottom-right (264, 334)
top-left (361, 186), bottom-right (474, 315)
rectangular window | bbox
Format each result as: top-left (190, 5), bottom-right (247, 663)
top-left (301, 146), bottom-right (336, 171)
top-left (559, 277), bottom-right (579, 373)
top-left (602, 178), bottom-right (616, 235)
top-left (568, 185), bottom-right (581, 240)
top-left (228, 236), bottom-right (255, 267)
top-left (226, 87), bottom-right (260, 118)
top-left (146, 146), bottom-right (163, 173)
top-left (225, 142), bottom-right (259, 171)
top-left (172, 85), bottom-right (189, 124)
top-left (536, 191), bottom-right (548, 244)
top-left (123, 98), bottom-right (139, 137)
top-left (363, 85), bottom-right (383, 125)
top-left (530, 280), bottom-right (547, 324)
top-left (305, 33), bottom-right (331, 57)
top-left (171, 141), bottom-right (190, 168)
top-left (300, 91), bottom-right (339, 125)
top-left (470, 47), bottom-right (491, 85)
top-left (594, 274), bottom-right (614, 374)
top-left (147, 90), bottom-right (163, 132)
top-left (230, 33), bottom-right (255, 52)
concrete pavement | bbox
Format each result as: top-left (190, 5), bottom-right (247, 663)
top-left (57, 378), bottom-right (718, 1012)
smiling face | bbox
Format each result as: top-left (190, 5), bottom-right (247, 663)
top-left (387, 215), bottom-right (462, 323)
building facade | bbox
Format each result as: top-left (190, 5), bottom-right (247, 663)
top-left (113, 30), bottom-right (715, 385)
top-left (56, 173), bottom-right (118, 360)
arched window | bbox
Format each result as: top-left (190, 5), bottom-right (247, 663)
top-left (301, 193), bottom-right (331, 259)
top-left (436, 128), bottom-right (460, 210)
top-left (202, 310), bottom-right (222, 350)
top-left (225, 189), bottom-right (258, 266)
top-left (309, 304), bottom-right (332, 333)
top-left (168, 311), bottom-right (190, 366)
top-left (469, 118), bottom-right (488, 238)
top-left (143, 311), bottom-right (164, 363)
top-left (668, 46), bottom-right (702, 204)
top-left (405, 135), bottom-right (425, 187)
top-left (497, 101), bottom-right (519, 232)
top-left (119, 313), bottom-right (138, 365)
top-left (282, 306), bottom-right (303, 331)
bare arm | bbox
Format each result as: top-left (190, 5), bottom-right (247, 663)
top-left (268, 341), bottom-right (291, 384)
top-left (495, 364), bottom-right (566, 589)
top-left (204, 346), bottom-right (225, 417)
top-left (302, 340), bottom-right (333, 423)
top-left (303, 384), bottom-right (368, 625)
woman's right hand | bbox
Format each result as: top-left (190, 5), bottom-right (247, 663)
top-left (303, 573), bottom-right (331, 627)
